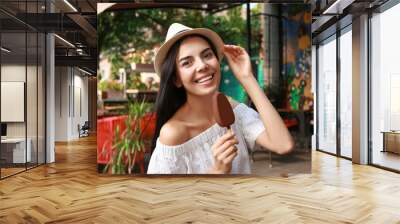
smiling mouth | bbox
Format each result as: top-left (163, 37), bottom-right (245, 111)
top-left (194, 73), bottom-right (214, 84)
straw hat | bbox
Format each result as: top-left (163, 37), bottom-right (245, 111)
top-left (154, 23), bottom-right (224, 76)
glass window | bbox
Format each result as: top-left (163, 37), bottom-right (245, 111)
top-left (27, 30), bottom-right (39, 169)
top-left (1, 8), bottom-right (28, 178)
top-left (0, 1), bottom-right (46, 179)
top-left (371, 3), bottom-right (400, 171)
top-left (339, 27), bottom-right (352, 158)
top-left (317, 35), bottom-right (337, 154)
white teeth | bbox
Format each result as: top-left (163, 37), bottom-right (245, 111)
top-left (195, 74), bottom-right (214, 83)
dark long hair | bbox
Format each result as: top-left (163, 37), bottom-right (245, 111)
top-left (151, 34), bottom-right (219, 151)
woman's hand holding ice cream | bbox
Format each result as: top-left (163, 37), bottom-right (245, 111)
top-left (209, 130), bottom-right (238, 174)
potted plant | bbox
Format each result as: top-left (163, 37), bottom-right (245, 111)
top-left (107, 80), bottom-right (125, 99)
top-left (103, 99), bottom-right (153, 174)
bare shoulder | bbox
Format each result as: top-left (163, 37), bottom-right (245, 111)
top-left (159, 119), bottom-right (190, 146)
top-left (227, 96), bottom-right (239, 109)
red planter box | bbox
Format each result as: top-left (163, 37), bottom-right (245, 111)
top-left (97, 115), bottom-right (127, 164)
top-left (283, 118), bottom-right (299, 128)
top-left (97, 113), bottom-right (156, 165)
top-left (140, 113), bottom-right (157, 140)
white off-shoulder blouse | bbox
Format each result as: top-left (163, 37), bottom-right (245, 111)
top-left (147, 103), bottom-right (265, 174)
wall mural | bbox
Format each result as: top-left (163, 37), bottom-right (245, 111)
top-left (219, 5), bottom-right (312, 111)
top-left (219, 56), bottom-right (265, 104)
top-left (97, 4), bottom-right (312, 175)
top-left (219, 62), bottom-right (248, 103)
top-left (282, 5), bottom-right (312, 111)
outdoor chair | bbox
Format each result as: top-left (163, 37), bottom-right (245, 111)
top-left (79, 121), bottom-right (90, 138)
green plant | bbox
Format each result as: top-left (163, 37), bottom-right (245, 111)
top-left (126, 72), bottom-right (148, 90)
top-left (104, 99), bottom-right (152, 174)
top-left (98, 80), bottom-right (108, 91)
top-left (98, 6), bottom-right (262, 70)
top-left (108, 80), bottom-right (124, 91)
top-left (98, 79), bottom-right (124, 92)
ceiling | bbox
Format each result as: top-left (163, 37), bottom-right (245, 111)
top-left (0, 0), bottom-right (396, 75)
top-left (1, 0), bottom-right (97, 73)
top-left (311, 0), bottom-right (390, 43)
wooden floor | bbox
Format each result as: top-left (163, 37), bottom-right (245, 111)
top-left (1, 135), bottom-right (400, 223)
top-left (1, 163), bottom-right (45, 178)
top-left (1, 167), bottom-right (26, 178)
top-left (372, 150), bottom-right (400, 171)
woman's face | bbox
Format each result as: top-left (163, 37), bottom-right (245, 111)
top-left (175, 36), bottom-right (221, 97)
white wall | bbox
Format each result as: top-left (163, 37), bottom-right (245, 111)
top-left (1, 65), bottom-right (29, 138)
top-left (1, 63), bottom-right (45, 164)
top-left (54, 66), bottom-right (89, 141)
top-left (74, 72), bottom-right (89, 122)
top-left (71, 71), bottom-right (89, 139)
top-left (1, 64), bottom-right (25, 81)
top-left (55, 66), bottom-right (69, 141)
top-left (1, 65), bottom-right (25, 126)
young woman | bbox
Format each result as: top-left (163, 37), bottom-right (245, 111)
top-left (147, 23), bottom-right (294, 174)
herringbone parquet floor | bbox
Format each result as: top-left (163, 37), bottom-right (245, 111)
top-left (1, 135), bottom-right (400, 223)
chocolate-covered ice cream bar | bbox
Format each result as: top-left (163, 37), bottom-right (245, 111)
top-left (213, 92), bottom-right (235, 129)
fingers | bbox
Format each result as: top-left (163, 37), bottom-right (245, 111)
top-left (224, 45), bottom-right (243, 52)
top-left (219, 145), bottom-right (238, 161)
top-left (224, 45), bottom-right (244, 57)
top-left (213, 129), bottom-right (235, 149)
top-left (215, 145), bottom-right (238, 166)
top-left (219, 137), bottom-right (239, 152)
top-left (211, 129), bottom-right (240, 173)
top-left (214, 138), bottom-right (238, 158)
top-left (223, 47), bottom-right (234, 62)
top-left (223, 46), bottom-right (238, 58)
top-left (223, 150), bottom-right (238, 165)
top-left (212, 130), bottom-right (239, 159)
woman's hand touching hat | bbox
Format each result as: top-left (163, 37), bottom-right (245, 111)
top-left (223, 45), bottom-right (254, 82)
